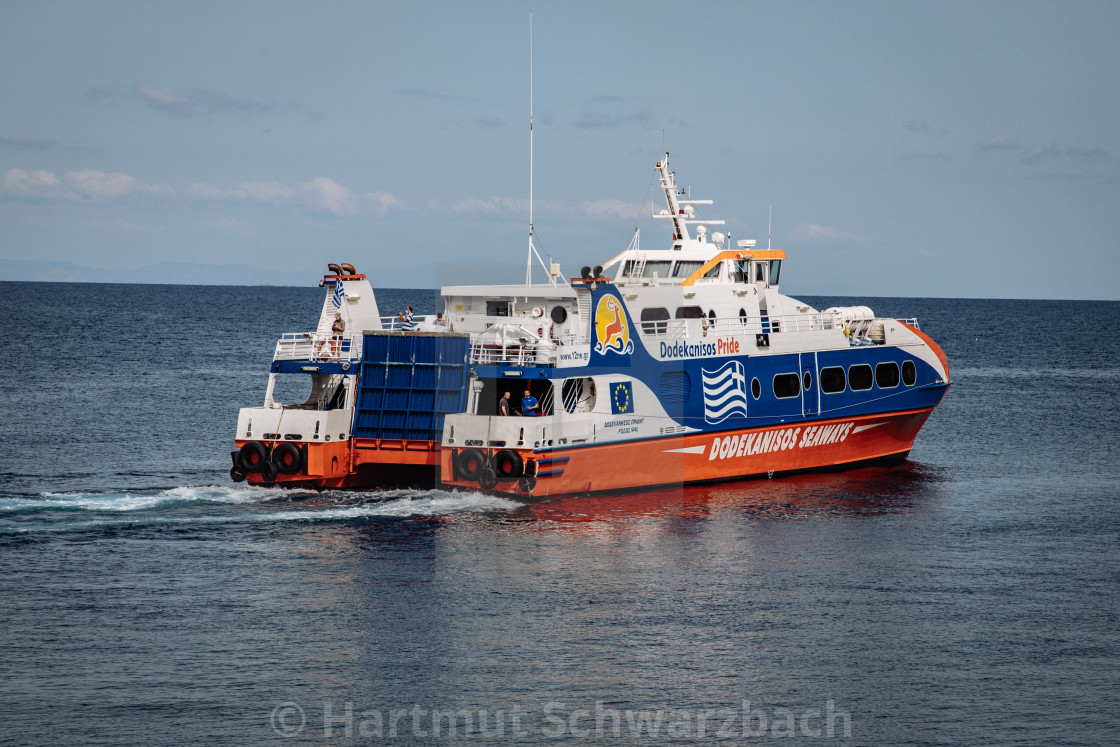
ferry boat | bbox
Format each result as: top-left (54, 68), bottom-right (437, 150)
top-left (230, 154), bottom-right (950, 496)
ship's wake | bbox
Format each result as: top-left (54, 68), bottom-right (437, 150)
top-left (0, 484), bottom-right (522, 536)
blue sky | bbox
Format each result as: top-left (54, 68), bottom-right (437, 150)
top-left (2, 1), bottom-right (1118, 299)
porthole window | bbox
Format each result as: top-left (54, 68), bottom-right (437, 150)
top-left (773, 373), bottom-right (801, 399)
top-left (550, 306), bottom-right (568, 324)
top-left (820, 366), bottom-right (846, 393)
top-left (751, 377), bottom-right (761, 400)
top-left (902, 360), bottom-right (916, 386)
top-left (875, 362), bottom-right (900, 389)
top-left (803, 371), bottom-right (812, 391)
top-left (848, 364), bottom-right (873, 391)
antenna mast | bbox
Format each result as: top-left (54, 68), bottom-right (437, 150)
top-left (525, 12), bottom-right (534, 286)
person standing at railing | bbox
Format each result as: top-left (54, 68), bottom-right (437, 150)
top-left (331, 312), bottom-right (346, 359)
top-left (397, 306), bottom-right (415, 331)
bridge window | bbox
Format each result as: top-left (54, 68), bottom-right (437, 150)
top-left (640, 307), bottom-right (669, 334)
top-left (486, 300), bottom-right (509, 317)
top-left (672, 260), bottom-right (704, 277)
top-left (848, 364), bottom-right (873, 391)
top-left (876, 362), bottom-right (900, 388)
top-left (902, 360), bottom-right (916, 386)
top-left (821, 366), bottom-right (846, 393)
top-left (769, 260), bottom-right (782, 286)
top-left (643, 260), bottom-right (672, 278)
top-left (754, 262), bottom-right (767, 283)
top-left (773, 373), bottom-right (801, 399)
top-left (730, 259), bottom-right (750, 283)
top-left (675, 306), bottom-right (705, 319)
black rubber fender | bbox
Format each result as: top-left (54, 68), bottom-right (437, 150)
top-left (273, 442), bottom-right (302, 475)
top-left (237, 441), bottom-right (267, 473)
top-left (230, 466), bottom-right (247, 483)
top-left (456, 448), bottom-right (484, 480)
top-left (260, 460), bottom-right (278, 484)
top-left (479, 466), bottom-right (498, 490)
top-left (517, 475), bottom-right (537, 493)
top-left (493, 449), bottom-right (524, 480)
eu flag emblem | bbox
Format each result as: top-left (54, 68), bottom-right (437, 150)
top-left (611, 381), bottom-right (633, 414)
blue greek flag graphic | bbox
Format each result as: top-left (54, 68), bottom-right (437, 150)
top-left (331, 281), bottom-right (344, 308)
top-left (702, 360), bottom-right (748, 424)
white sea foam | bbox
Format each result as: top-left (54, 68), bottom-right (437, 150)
top-left (1, 489), bottom-right (521, 533)
top-left (2, 485), bottom-right (282, 513)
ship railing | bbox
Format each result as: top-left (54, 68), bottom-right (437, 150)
top-left (468, 333), bottom-right (579, 367)
top-left (378, 314), bottom-right (453, 332)
top-left (274, 332), bottom-right (363, 363)
top-left (645, 311), bottom-right (842, 340)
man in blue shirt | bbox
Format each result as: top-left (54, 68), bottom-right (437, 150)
top-left (521, 388), bottom-right (539, 417)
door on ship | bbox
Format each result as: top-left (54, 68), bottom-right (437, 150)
top-left (800, 352), bottom-right (818, 417)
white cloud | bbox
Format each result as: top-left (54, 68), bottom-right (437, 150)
top-left (976, 135), bottom-right (1111, 167)
top-left (67, 169), bottom-right (138, 200)
top-left (137, 83), bottom-right (275, 116)
top-left (301, 177), bottom-right (360, 216)
top-left (186, 183), bottom-right (226, 199)
top-left (4, 168), bottom-right (61, 197)
top-left (977, 136), bottom-right (1021, 151)
top-left (137, 84), bottom-right (191, 112)
top-left (192, 177), bottom-right (403, 217)
top-left (450, 196), bottom-right (526, 215)
top-left (789, 223), bottom-right (868, 243)
top-left (581, 198), bottom-right (642, 221)
top-left (366, 191), bottom-right (404, 216)
top-left (4, 168), bottom-right (150, 200)
top-left (230, 180), bottom-right (299, 204)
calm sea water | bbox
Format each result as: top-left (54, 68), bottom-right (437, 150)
top-left (1, 281), bottom-right (1118, 746)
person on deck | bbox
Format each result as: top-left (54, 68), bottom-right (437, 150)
top-left (398, 306), bottom-right (415, 330)
top-left (499, 391), bottom-right (511, 416)
top-left (521, 388), bottom-right (540, 417)
top-left (331, 312), bottom-right (345, 358)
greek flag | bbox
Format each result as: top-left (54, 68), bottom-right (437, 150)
top-left (331, 281), bottom-right (344, 308)
top-left (702, 360), bottom-right (748, 424)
